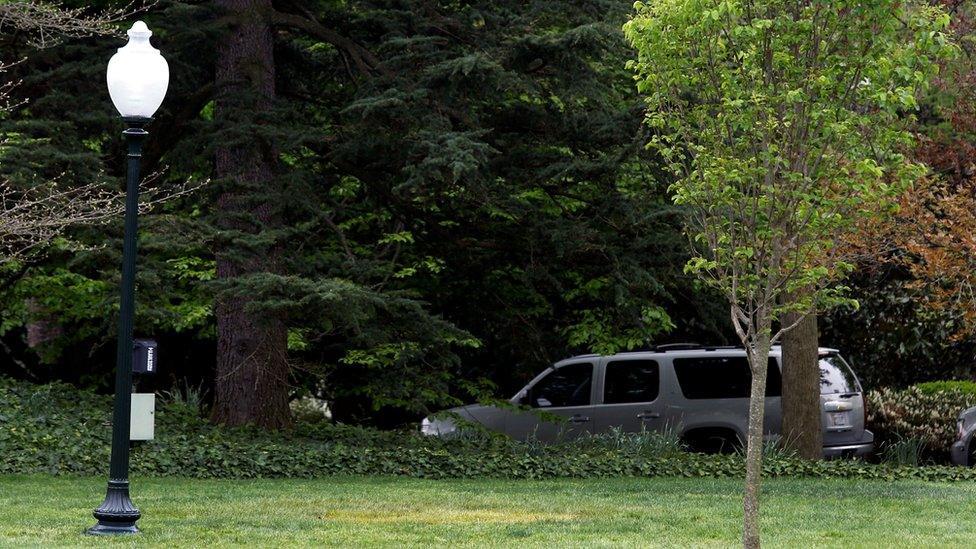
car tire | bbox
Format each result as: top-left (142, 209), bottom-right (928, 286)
top-left (706, 434), bottom-right (741, 454)
top-left (683, 429), bottom-right (743, 455)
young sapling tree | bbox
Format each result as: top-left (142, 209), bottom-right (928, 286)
top-left (624, 1), bottom-right (954, 546)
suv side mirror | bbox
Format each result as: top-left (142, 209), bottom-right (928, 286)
top-left (515, 389), bottom-right (530, 406)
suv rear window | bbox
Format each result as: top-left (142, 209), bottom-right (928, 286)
top-left (673, 356), bottom-right (782, 399)
top-left (604, 360), bottom-right (660, 404)
top-left (820, 354), bottom-right (859, 395)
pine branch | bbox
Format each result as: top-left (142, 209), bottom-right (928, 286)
top-left (269, 4), bottom-right (389, 79)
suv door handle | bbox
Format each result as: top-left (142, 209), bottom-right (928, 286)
top-left (569, 414), bottom-right (590, 423)
top-left (637, 411), bottom-right (661, 420)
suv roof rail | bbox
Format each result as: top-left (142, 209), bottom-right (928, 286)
top-left (563, 353), bottom-right (600, 360)
top-left (568, 344), bottom-right (749, 359)
top-left (652, 343), bottom-right (703, 351)
top-left (648, 343), bottom-right (743, 352)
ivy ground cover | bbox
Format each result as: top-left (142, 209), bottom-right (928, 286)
top-left (2, 475), bottom-right (975, 547)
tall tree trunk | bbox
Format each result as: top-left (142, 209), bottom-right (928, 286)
top-left (781, 297), bottom-right (822, 459)
top-left (742, 334), bottom-right (771, 549)
top-left (25, 298), bottom-right (62, 348)
top-left (210, 0), bottom-right (291, 429)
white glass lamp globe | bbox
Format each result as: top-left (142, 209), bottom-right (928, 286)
top-left (106, 21), bottom-right (169, 119)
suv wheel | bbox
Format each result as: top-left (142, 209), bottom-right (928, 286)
top-left (683, 428), bottom-right (742, 454)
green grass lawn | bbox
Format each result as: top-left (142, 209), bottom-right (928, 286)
top-left (1, 475), bottom-right (974, 548)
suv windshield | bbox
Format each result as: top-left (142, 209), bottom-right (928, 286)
top-left (820, 354), bottom-right (859, 395)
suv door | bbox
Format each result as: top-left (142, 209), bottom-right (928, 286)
top-left (505, 361), bottom-right (597, 442)
top-left (670, 355), bottom-right (783, 449)
top-left (589, 359), bottom-right (665, 434)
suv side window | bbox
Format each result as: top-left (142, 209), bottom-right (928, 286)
top-left (530, 362), bottom-right (593, 408)
top-left (604, 360), bottom-right (660, 404)
top-left (673, 356), bottom-right (782, 399)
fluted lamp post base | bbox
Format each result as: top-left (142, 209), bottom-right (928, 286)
top-left (87, 480), bottom-right (141, 535)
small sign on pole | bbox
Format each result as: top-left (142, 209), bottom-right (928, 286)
top-left (132, 339), bottom-right (157, 375)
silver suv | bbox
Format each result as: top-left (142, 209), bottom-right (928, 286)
top-left (421, 345), bottom-right (874, 458)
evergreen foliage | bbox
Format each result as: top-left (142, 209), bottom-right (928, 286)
top-left (0, 0), bottom-right (721, 424)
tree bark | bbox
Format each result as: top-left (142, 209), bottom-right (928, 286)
top-left (25, 298), bottom-right (62, 348)
top-left (742, 335), bottom-right (771, 549)
top-left (210, 0), bottom-right (291, 429)
top-left (781, 302), bottom-right (822, 459)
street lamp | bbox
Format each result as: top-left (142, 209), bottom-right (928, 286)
top-left (88, 20), bottom-right (168, 536)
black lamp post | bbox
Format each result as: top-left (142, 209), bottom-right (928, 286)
top-left (88, 21), bottom-right (168, 536)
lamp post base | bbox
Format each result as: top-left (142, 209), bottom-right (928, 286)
top-left (86, 522), bottom-right (140, 536)
top-left (87, 480), bottom-right (140, 536)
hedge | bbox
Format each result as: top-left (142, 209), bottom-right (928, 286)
top-left (866, 386), bottom-right (976, 461)
top-left (914, 380), bottom-right (976, 397)
top-left (5, 377), bottom-right (976, 482)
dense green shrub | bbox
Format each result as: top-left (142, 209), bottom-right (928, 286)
top-left (6, 377), bottom-right (976, 482)
top-left (915, 380), bottom-right (976, 396)
top-left (866, 387), bottom-right (976, 460)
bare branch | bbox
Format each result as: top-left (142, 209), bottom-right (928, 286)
top-left (0, 173), bottom-right (207, 263)
top-left (0, 0), bottom-right (158, 48)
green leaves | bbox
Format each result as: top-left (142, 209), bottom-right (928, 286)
top-left (625, 0), bottom-right (955, 339)
top-left (563, 305), bottom-right (675, 356)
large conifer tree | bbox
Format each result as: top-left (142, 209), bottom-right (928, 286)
top-left (210, 0), bottom-right (290, 427)
top-left (0, 0), bottom-right (720, 426)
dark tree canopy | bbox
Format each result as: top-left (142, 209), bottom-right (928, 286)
top-left (0, 0), bottom-right (728, 426)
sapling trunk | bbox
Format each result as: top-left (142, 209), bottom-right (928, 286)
top-left (742, 336), bottom-right (771, 549)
